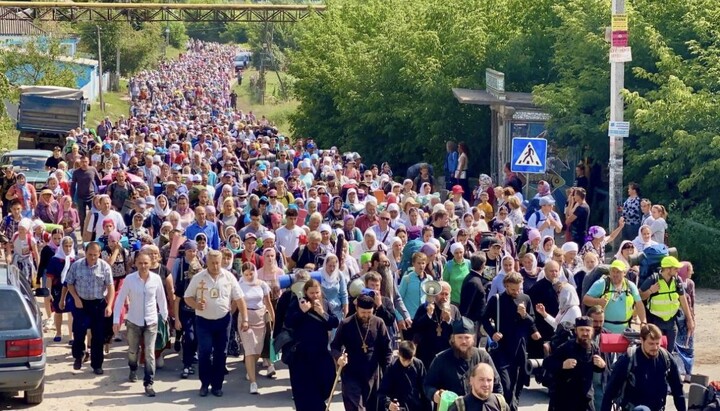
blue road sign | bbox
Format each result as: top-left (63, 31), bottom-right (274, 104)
top-left (511, 137), bottom-right (548, 174)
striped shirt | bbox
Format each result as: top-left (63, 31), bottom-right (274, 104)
top-left (65, 258), bottom-right (113, 300)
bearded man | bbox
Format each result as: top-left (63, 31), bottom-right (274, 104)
top-left (424, 317), bottom-right (503, 406)
top-left (543, 316), bottom-right (607, 411)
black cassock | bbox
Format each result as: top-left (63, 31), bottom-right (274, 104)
top-left (285, 297), bottom-right (339, 411)
top-left (412, 302), bottom-right (462, 368)
top-left (331, 314), bottom-right (392, 411)
top-left (543, 339), bottom-right (605, 411)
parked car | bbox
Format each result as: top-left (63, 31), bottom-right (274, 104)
top-left (0, 264), bottom-right (48, 404)
top-left (0, 149), bottom-right (53, 190)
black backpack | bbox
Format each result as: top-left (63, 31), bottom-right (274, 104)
top-left (690, 383), bottom-right (720, 411)
top-left (614, 345), bottom-right (671, 409)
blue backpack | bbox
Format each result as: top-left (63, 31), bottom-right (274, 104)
top-left (639, 244), bottom-right (669, 285)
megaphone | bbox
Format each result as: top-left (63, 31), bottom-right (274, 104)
top-left (422, 280), bottom-right (442, 303)
top-left (348, 278), bottom-right (375, 298)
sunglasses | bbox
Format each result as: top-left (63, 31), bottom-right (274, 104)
top-left (380, 217), bottom-right (391, 221)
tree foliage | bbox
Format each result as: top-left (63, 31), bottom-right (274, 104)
top-left (288, 0), bottom-right (560, 172)
top-left (77, 22), bottom-right (162, 76)
top-left (0, 38), bottom-right (78, 99)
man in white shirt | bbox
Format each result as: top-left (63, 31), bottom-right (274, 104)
top-left (527, 196), bottom-right (563, 239)
top-left (184, 250), bottom-right (248, 398)
top-left (113, 253), bottom-right (168, 397)
top-left (84, 194), bottom-right (126, 242)
top-left (275, 208), bottom-right (305, 258)
top-left (372, 211), bottom-right (396, 246)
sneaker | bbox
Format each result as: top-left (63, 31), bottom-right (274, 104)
top-left (211, 389), bottom-right (223, 397)
top-left (189, 366), bottom-right (195, 375)
top-left (93, 368), bottom-right (104, 375)
top-left (266, 364), bottom-right (276, 378)
top-left (73, 358), bottom-right (81, 370)
top-left (249, 382), bottom-right (258, 394)
top-left (174, 339), bottom-right (182, 352)
top-left (129, 371), bottom-right (138, 382)
top-left (181, 368), bottom-right (189, 379)
top-left (156, 354), bottom-right (165, 369)
top-left (199, 386), bottom-right (209, 397)
top-left (145, 385), bottom-right (156, 397)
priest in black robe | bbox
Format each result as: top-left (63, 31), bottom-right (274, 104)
top-left (331, 294), bottom-right (393, 411)
top-left (412, 281), bottom-right (462, 367)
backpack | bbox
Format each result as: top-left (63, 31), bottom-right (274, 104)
top-left (515, 211), bottom-right (542, 251)
top-left (454, 393), bottom-right (509, 411)
top-left (690, 382), bottom-right (720, 411)
top-left (615, 345), bottom-right (671, 410)
top-left (638, 244), bottom-right (669, 285)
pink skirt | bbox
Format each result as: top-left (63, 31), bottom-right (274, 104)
top-left (239, 308), bottom-right (267, 356)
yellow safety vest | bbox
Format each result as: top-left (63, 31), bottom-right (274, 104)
top-left (648, 277), bottom-right (681, 321)
top-left (601, 276), bottom-right (634, 325)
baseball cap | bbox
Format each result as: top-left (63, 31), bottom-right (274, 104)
top-left (661, 256), bottom-right (683, 269)
top-left (539, 196), bottom-right (556, 206)
top-left (610, 260), bottom-right (628, 271)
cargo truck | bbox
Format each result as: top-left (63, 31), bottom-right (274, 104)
top-left (15, 86), bottom-right (87, 150)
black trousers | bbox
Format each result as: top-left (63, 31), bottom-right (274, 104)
top-left (342, 374), bottom-right (379, 411)
top-left (72, 298), bottom-right (107, 370)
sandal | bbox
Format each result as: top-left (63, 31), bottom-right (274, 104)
top-left (53, 336), bottom-right (62, 342)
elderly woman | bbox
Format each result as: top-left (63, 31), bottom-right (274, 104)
top-left (45, 236), bottom-right (76, 342)
top-left (341, 214), bottom-right (363, 242)
top-left (350, 229), bottom-right (386, 260)
top-left (536, 282), bottom-right (582, 329)
top-left (318, 254), bottom-right (348, 322)
top-left (580, 221), bottom-right (624, 261)
top-left (238, 262), bottom-right (275, 394)
top-left (344, 188), bottom-right (364, 215)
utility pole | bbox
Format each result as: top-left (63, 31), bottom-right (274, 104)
top-left (96, 25), bottom-right (105, 112)
top-left (115, 46), bottom-right (120, 92)
top-left (608, 0), bottom-right (625, 242)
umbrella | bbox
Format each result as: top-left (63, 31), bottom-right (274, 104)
top-left (102, 171), bottom-right (145, 185)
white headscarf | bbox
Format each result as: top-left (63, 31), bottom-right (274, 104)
top-left (321, 254), bottom-right (341, 288)
top-left (239, 262), bottom-right (259, 286)
top-left (153, 194), bottom-right (171, 218)
top-left (53, 236), bottom-right (76, 284)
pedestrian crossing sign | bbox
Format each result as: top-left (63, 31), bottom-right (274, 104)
top-left (511, 137), bottom-right (547, 174)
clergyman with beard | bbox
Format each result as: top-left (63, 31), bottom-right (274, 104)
top-left (424, 317), bottom-right (503, 407)
top-left (331, 293), bottom-right (393, 411)
top-left (543, 316), bottom-right (607, 411)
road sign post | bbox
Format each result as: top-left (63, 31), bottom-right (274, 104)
top-left (609, 0), bottom-right (626, 250)
top-left (511, 137), bottom-right (548, 174)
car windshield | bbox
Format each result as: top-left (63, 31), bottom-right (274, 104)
top-left (0, 156), bottom-right (47, 171)
top-left (0, 290), bottom-right (31, 331)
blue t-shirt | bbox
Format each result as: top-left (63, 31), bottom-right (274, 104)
top-left (587, 277), bottom-right (641, 333)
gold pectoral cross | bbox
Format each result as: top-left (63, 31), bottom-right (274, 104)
top-left (361, 342), bottom-right (368, 353)
top-left (436, 323), bottom-right (442, 337)
top-left (197, 279), bottom-right (208, 302)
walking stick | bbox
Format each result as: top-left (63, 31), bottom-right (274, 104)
top-left (326, 349), bottom-right (346, 411)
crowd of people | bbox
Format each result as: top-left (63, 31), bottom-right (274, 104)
top-left (0, 39), bottom-right (699, 411)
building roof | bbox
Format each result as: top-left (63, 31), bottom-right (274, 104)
top-left (0, 8), bottom-right (46, 36)
top-left (452, 88), bottom-right (538, 108)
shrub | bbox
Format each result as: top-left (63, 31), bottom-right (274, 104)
top-left (668, 202), bottom-right (720, 289)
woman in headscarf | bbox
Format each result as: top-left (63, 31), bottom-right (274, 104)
top-left (102, 230), bottom-right (130, 347)
top-left (285, 279), bottom-right (339, 411)
top-left (537, 235), bottom-right (555, 267)
top-left (11, 218), bottom-right (39, 284)
top-left (323, 196), bottom-right (347, 226)
top-left (344, 188), bottom-right (364, 215)
top-left (614, 240), bottom-right (638, 282)
top-left (238, 262), bottom-right (275, 393)
top-left (336, 236), bottom-right (359, 283)
top-left (676, 261), bottom-right (695, 379)
top-left (472, 173), bottom-right (495, 207)
top-left (45, 236), bottom-right (76, 342)
top-left (387, 237), bottom-right (404, 276)
top-left (442, 228), bottom-right (476, 261)
top-left (350, 229), bottom-right (386, 260)
top-left (420, 243), bottom-right (443, 280)
top-left (126, 212), bottom-right (149, 245)
top-left (148, 194), bottom-right (171, 237)
top-left (6, 173), bottom-right (37, 218)
top-left (518, 228), bottom-right (542, 259)
top-left (631, 224), bottom-right (659, 253)
top-left (176, 194), bottom-right (194, 229)
top-left (536, 282), bottom-right (581, 330)
top-left (318, 254), bottom-right (348, 322)
top-left (416, 182), bottom-right (434, 207)
top-left (487, 255), bottom-right (516, 301)
top-left (258, 247), bottom-right (283, 302)
top-left (580, 221), bottom-right (624, 261)
top-left (218, 197), bottom-right (241, 242)
top-left (520, 252), bottom-right (540, 292)
top-left (341, 214), bottom-right (363, 242)
top-left (195, 233), bottom-right (210, 264)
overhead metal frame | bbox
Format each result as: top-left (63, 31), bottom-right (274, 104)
top-left (0, 2), bottom-right (326, 23)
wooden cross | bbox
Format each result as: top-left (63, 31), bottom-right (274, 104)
top-left (197, 279), bottom-right (208, 302)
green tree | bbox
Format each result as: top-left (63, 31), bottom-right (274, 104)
top-left (0, 38), bottom-right (77, 94)
top-left (77, 22), bottom-right (162, 77)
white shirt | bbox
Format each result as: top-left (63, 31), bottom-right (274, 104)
top-left (527, 210), bottom-right (561, 239)
top-left (113, 272), bottom-right (168, 327)
top-left (90, 210), bottom-right (126, 239)
top-left (276, 225), bottom-right (305, 257)
top-left (184, 268), bottom-right (244, 320)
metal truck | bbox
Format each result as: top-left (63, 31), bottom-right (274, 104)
top-left (15, 86), bottom-right (87, 150)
